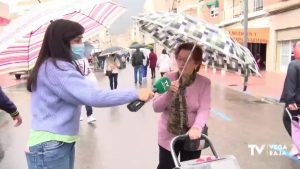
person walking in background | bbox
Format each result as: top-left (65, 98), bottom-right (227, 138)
top-left (97, 55), bottom-right (106, 70)
top-left (132, 48), bottom-right (145, 86)
top-left (74, 56), bottom-right (97, 123)
top-left (149, 48), bottom-right (157, 79)
top-left (104, 54), bottom-right (121, 90)
top-left (153, 43), bottom-right (211, 169)
top-left (0, 86), bottom-right (22, 127)
top-left (157, 49), bottom-right (172, 77)
top-left (25, 19), bottom-right (154, 169)
top-left (142, 48), bottom-right (150, 79)
top-left (255, 53), bottom-right (264, 70)
top-left (0, 86), bottom-right (22, 163)
top-left (280, 41), bottom-right (300, 157)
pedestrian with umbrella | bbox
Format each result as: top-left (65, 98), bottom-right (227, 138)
top-left (153, 43), bottom-right (211, 169)
top-left (25, 19), bottom-right (154, 169)
top-left (104, 54), bottom-right (121, 90)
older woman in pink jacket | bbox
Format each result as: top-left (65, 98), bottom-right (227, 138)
top-left (153, 43), bottom-right (211, 169)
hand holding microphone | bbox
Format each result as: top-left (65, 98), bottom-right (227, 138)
top-left (137, 88), bottom-right (154, 102)
top-left (127, 77), bottom-right (171, 112)
top-left (169, 80), bottom-right (179, 93)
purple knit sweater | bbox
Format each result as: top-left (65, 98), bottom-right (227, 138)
top-left (30, 59), bottom-right (138, 135)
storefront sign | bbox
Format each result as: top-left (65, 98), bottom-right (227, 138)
top-left (227, 28), bottom-right (269, 44)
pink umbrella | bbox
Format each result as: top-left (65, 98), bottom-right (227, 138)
top-left (0, 0), bottom-right (126, 75)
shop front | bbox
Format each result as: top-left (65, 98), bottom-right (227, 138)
top-left (227, 28), bottom-right (269, 70)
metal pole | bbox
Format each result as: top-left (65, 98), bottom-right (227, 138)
top-left (243, 0), bottom-right (249, 92)
top-left (243, 0), bottom-right (248, 48)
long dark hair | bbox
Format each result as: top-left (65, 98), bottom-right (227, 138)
top-left (174, 42), bottom-right (203, 71)
top-left (27, 19), bottom-right (84, 92)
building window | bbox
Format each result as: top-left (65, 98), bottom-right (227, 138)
top-left (280, 40), bottom-right (299, 72)
top-left (254, 0), bottom-right (263, 11)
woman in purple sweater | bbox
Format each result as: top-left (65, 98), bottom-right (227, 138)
top-left (25, 19), bottom-right (153, 169)
top-left (153, 43), bottom-right (211, 169)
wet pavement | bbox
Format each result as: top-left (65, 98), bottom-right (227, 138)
top-left (0, 64), bottom-right (299, 169)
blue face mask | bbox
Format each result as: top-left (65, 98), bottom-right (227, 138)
top-left (71, 43), bottom-right (85, 60)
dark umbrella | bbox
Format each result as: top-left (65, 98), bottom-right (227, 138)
top-left (129, 43), bottom-right (146, 49)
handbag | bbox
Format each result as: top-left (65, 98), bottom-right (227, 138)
top-left (183, 125), bottom-right (209, 151)
top-left (105, 70), bottom-right (112, 76)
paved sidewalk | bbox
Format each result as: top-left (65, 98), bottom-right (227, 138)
top-left (0, 74), bottom-right (27, 89)
top-left (200, 69), bottom-right (286, 101)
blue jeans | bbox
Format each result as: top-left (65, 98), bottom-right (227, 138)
top-left (26, 141), bottom-right (75, 169)
top-left (134, 65), bottom-right (143, 85)
top-left (143, 65), bottom-right (148, 77)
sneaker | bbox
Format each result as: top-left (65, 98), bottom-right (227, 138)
top-left (87, 115), bottom-right (96, 123)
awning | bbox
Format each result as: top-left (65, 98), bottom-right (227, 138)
top-left (207, 0), bottom-right (219, 8)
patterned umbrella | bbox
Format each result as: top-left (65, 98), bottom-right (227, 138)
top-left (0, 0), bottom-right (126, 75)
top-left (100, 46), bottom-right (128, 56)
top-left (132, 11), bottom-right (260, 76)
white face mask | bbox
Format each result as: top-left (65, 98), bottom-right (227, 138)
top-left (71, 43), bottom-right (85, 60)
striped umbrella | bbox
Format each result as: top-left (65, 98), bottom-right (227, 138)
top-left (0, 0), bottom-right (126, 75)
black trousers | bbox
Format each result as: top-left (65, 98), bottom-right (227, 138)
top-left (85, 105), bottom-right (93, 117)
top-left (150, 68), bottom-right (156, 78)
top-left (108, 73), bottom-right (118, 90)
top-left (157, 141), bottom-right (201, 169)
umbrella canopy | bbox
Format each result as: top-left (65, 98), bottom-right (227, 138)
top-left (132, 11), bottom-right (260, 76)
top-left (0, 0), bottom-right (126, 74)
top-left (99, 46), bottom-right (128, 56)
top-left (129, 43), bottom-right (146, 49)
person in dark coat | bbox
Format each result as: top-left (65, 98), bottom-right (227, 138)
top-left (0, 87), bottom-right (22, 127)
top-left (280, 41), bottom-right (300, 136)
top-left (131, 48), bottom-right (145, 85)
top-left (149, 48), bottom-right (157, 79)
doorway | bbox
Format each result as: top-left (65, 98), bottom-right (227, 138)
top-left (248, 43), bottom-right (267, 70)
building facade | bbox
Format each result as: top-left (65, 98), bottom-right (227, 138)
top-left (151, 0), bottom-right (300, 73)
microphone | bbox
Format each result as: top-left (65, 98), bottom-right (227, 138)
top-left (127, 77), bottom-right (171, 112)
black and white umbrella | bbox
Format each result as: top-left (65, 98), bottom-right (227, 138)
top-left (132, 11), bottom-right (260, 76)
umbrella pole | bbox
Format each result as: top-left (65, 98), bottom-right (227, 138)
top-left (178, 43), bottom-right (197, 81)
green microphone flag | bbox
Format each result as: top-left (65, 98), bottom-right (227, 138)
top-left (127, 77), bottom-right (171, 112)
